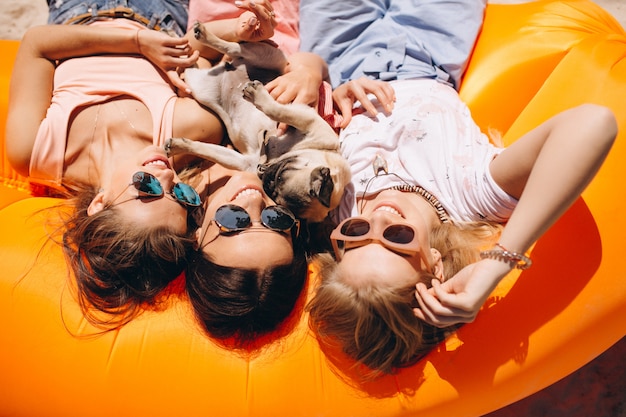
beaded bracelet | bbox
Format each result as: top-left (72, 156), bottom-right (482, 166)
top-left (479, 243), bottom-right (532, 270)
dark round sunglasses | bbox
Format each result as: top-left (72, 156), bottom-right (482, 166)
top-left (131, 171), bottom-right (201, 207)
top-left (214, 204), bottom-right (300, 236)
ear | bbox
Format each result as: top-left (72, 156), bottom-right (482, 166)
top-left (309, 166), bottom-right (333, 208)
top-left (193, 228), bottom-right (203, 250)
top-left (429, 248), bottom-right (445, 281)
top-left (87, 191), bottom-right (107, 216)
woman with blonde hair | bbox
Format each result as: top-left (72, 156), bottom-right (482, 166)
top-left (300, 0), bottom-right (618, 377)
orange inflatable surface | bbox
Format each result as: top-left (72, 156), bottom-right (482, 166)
top-left (1, 1), bottom-right (625, 416)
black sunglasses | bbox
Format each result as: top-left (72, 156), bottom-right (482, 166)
top-left (213, 204), bottom-right (300, 236)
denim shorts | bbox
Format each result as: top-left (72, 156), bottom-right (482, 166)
top-left (47, 0), bottom-right (189, 37)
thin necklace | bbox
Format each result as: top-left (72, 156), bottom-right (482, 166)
top-left (88, 104), bottom-right (102, 183)
top-left (359, 154), bottom-right (451, 224)
top-left (91, 100), bottom-right (140, 189)
top-left (113, 100), bottom-right (138, 132)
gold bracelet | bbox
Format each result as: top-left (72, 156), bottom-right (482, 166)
top-left (479, 243), bottom-right (532, 270)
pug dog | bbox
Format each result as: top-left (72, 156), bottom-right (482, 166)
top-left (165, 22), bottom-right (350, 223)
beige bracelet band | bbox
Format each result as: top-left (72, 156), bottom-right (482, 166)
top-left (135, 29), bottom-right (143, 55)
top-left (479, 243), bottom-right (532, 270)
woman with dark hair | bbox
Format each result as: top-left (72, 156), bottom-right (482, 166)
top-left (5, 0), bottom-right (287, 328)
top-left (7, 0), bottom-right (328, 334)
top-left (185, 164), bottom-right (308, 346)
top-left (61, 183), bottom-right (196, 328)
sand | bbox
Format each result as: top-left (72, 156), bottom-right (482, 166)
top-left (0, 1), bottom-right (48, 40)
top-left (1, 1), bottom-right (624, 416)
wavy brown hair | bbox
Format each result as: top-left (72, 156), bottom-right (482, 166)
top-left (307, 221), bottom-right (501, 379)
top-left (61, 185), bottom-right (195, 329)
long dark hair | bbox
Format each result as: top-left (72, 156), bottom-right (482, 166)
top-left (61, 186), bottom-right (195, 329)
top-left (186, 238), bottom-right (308, 347)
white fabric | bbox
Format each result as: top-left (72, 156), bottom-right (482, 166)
top-left (335, 79), bottom-right (518, 223)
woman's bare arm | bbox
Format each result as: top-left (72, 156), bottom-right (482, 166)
top-left (415, 104), bottom-right (618, 327)
top-left (491, 104), bottom-right (617, 253)
top-left (5, 24), bottom-right (197, 175)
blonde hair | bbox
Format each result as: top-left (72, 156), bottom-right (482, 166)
top-left (307, 221), bottom-right (502, 379)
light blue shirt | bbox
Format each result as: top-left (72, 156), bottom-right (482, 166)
top-left (299, 0), bottom-right (487, 90)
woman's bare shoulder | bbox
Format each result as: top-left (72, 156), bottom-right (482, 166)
top-left (172, 97), bottom-right (224, 144)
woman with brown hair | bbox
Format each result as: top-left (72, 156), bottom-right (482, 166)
top-left (4, 0), bottom-right (278, 328)
top-left (7, 0), bottom-right (324, 331)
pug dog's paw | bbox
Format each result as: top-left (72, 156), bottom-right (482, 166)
top-left (164, 137), bottom-right (191, 157)
top-left (242, 80), bottom-right (263, 103)
top-left (192, 21), bottom-right (207, 42)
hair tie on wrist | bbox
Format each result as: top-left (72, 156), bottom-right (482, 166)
top-left (135, 30), bottom-right (143, 55)
top-left (479, 243), bottom-right (532, 270)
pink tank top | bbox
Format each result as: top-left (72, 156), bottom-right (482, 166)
top-left (29, 20), bottom-right (177, 189)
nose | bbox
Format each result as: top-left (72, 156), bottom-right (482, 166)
top-left (150, 168), bottom-right (176, 191)
top-left (247, 220), bottom-right (267, 231)
top-left (369, 210), bottom-right (399, 231)
top-left (244, 202), bottom-right (267, 224)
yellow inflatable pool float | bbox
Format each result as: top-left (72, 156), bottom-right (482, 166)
top-left (1, 0), bottom-right (625, 415)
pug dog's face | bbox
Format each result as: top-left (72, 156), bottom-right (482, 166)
top-left (259, 153), bottom-right (350, 223)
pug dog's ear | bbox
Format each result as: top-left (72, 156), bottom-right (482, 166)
top-left (309, 166), bottom-right (334, 208)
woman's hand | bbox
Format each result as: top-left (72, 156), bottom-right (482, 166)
top-left (413, 258), bottom-right (512, 327)
top-left (266, 71), bottom-right (320, 107)
top-left (135, 30), bottom-right (199, 93)
top-left (265, 52), bottom-right (327, 133)
top-left (234, 0), bottom-right (277, 42)
top-left (267, 52), bottom-right (327, 107)
top-left (136, 29), bottom-right (199, 71)
top-left (332, 77), bottom-right (396, 128)
top-left (184, 2), bottom-right (276, 68)
top-left (265, 70), bottom-right (320, 134)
